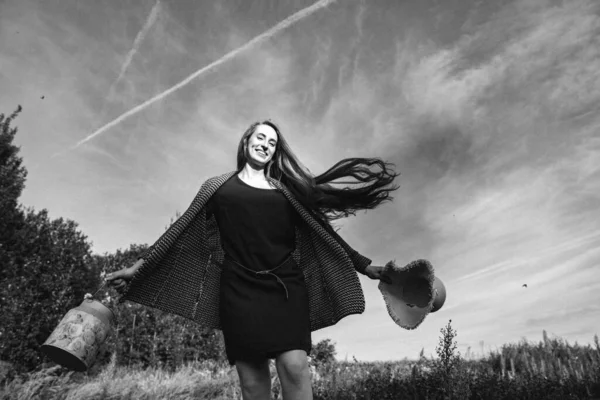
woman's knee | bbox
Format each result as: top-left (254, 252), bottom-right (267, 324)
top-left (276, 350), bottom-right (311, 384)
top-left (235, 358), bottom-right (271, 395)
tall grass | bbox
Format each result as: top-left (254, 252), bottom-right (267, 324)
top-left (2, 324), bottom-right (599, 399)
top-left (308, 324), bottom-right (600, 400)
top-left (1, 355), bottom-right (240, 400)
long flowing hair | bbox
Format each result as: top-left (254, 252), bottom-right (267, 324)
top-left (236, 120), bottom-right (400, 224)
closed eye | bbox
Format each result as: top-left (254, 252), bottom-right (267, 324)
top-left (258, 134), bottom-right (277, 147)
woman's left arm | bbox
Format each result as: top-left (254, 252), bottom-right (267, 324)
top-left (324, 223), bottom-right (390, 282)
top-left (320, 222), bottom-right (372, 273)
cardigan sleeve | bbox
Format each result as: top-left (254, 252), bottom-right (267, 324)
top-left (137, 245), bottom-right (154, 261)
top-left (136, 180), bottom-right (213, 263)
top-left (313, 215), bottom-right (371, 275)
top-left (326, 224), bottom-right (372, 275)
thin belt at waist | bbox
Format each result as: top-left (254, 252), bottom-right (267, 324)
top-left (223, 255), bottom-right (292, 300)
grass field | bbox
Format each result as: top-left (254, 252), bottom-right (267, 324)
top-left (2, 326), bottom-right (599, 399)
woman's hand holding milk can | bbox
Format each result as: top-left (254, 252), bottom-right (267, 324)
top-left (105, 259), bottom-right (144, 292)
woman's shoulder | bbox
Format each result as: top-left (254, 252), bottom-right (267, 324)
top-left (203, 171), bottom-right (237, 211)
top-left (201, 171), bottom-right (238, 187)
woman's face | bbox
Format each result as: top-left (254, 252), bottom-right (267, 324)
top-left (245, 124), bottom-right (278, 167)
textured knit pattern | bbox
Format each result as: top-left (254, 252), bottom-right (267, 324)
top-left (119, 171), bottom-right (372, 332)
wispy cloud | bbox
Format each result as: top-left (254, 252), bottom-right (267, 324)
top-left (62, 0), bottom-right (338, 153)
top-left (315, 0), bottom-right (600, 360)
top-left (105, 0), bottom-right (161, 104)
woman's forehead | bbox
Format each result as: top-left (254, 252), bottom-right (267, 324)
top-left (253, 124), bottom-right (278, 141)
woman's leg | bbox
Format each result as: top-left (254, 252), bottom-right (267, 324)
top-left (235, 358), bottom-right (272, 400)
top-left (275, 350), bottom-right (313, 400)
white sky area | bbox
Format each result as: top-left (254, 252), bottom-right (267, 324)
top-left (1, 0), bottom-right (599, 361)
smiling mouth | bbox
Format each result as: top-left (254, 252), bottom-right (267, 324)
top-left (256, 149), bottom-right (267, 157)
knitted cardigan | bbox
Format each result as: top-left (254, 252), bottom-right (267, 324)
top-left (119, 171), bottom-right (372, 332)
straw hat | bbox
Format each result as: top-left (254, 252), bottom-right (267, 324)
top-left (378, 259), bottom-right (446, 330)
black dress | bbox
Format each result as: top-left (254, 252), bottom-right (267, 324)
top-left (207, 174), bottom-right (312, 366)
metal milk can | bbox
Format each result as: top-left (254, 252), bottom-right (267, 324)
top-left (40, 295), bottom-right (114, 372)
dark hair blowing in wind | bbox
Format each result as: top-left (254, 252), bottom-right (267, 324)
top-left (236, 120), bottom-right (400, 224)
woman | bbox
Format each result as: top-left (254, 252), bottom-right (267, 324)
top-left (106, 120), bottom-right (399, 400)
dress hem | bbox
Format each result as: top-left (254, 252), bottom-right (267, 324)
top-left (227, 343), bottom-right (312, 366)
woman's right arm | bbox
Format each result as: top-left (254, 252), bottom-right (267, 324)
top-left (107, 180), bottom-right (213, 290)
top-left (105, 257), bottom-right (145, 291)
top-left (128, 258), bottom-right (145, 275)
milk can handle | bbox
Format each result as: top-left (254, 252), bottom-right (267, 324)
top-left (83, 278), bottom-right (108, 301)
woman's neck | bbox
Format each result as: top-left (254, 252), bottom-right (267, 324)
top-left (239, 164), bottom-right (267, 182)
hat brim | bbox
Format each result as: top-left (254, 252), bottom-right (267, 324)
top-left (378, 259), bottom-right (435, 330)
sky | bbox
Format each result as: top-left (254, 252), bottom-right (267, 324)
top-left (1, 0), bottom-right (599, 362)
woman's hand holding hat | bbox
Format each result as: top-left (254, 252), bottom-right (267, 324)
top-left (365, 264), bottom-right (392, 284)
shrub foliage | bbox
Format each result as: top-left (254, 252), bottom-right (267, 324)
top-left (0, 107), bottom-right (227, 375)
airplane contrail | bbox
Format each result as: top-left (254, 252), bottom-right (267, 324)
top-left (107, 0), bottom-right (161, 102)
top-left (67, 0), bottom-right (337, 152)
